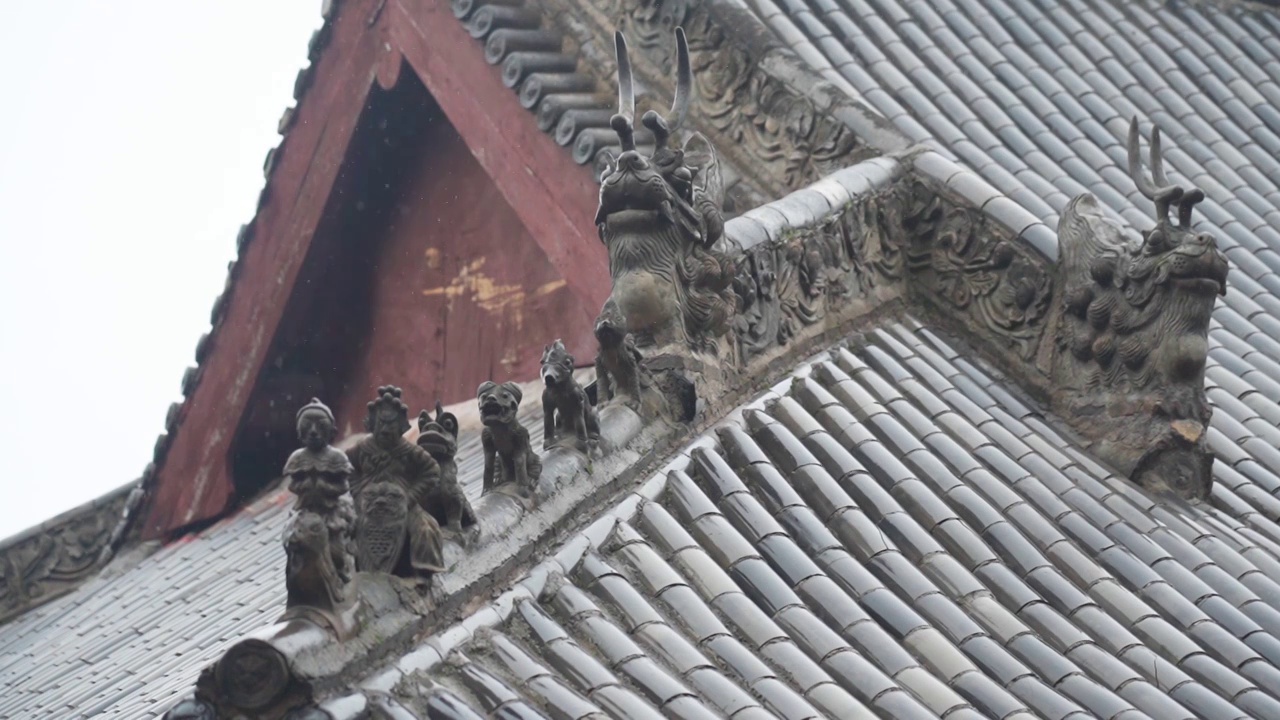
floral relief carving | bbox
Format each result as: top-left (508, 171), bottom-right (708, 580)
top-left (882, 180), bottom-right (1051, 362)
top-left (903, 206), bottom-right (1051, 361)
top-left (0, 494), bottom-right (124, 620)
top-left (732, 199), bottom-right (883, 365)
top-left (587, 0), bottom-right (860, 195)
top-left (683, 10), bottom-right (857, 191)
top-left (626, 0), bottom-right (693, 61)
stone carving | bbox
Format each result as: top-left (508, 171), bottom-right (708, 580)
top-left (888, 179), bottom-right (1051, 361)
top-left (348, 386), bottom-right (446, 580)
top-left (732, 246), bottom-right (781, 362)
top-left (416, 402), bottom-right (477, 533)
top-left (594, 299), bottom-right (643, 408)
top-left (282, 399), bottom-right (355, 616)
top-left (1052, 119), bottom-right (1228, 498)
top-left (732, 202), bottom-right (879, 364)
top-left (541, 340), bottom-right (599, 452)
top-left (479, 381), bottom-right (542, 495)
top-left (212, 639), bottom-right (294, 715)
top-left (596, 28), bottom-right (737, 354)
top-left (0, 490), bottom-right (126, 623)
top-left (593, 0), bottom-right (859, 193)
top-left (625, 0), bottom-right (694, 66)
top-left (594, 298), bottom-right (671, 418)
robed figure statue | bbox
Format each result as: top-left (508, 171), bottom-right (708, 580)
top-left (348, 386), bottom-right (446, 581)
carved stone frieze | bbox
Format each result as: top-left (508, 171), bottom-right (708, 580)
top-left (875, 175), bottom-right (1054, 361)
top-left (732, 199), bottom-right (888, 365)
top-left (282, 399), bottom-right (355, 625)
top-left (0, 486), bottom-right (130, 624)
top-left (887, 181), bottom-right (1052, 362)
top-left (552, 0), bottom-right (866, 200)
top-left (1048, 120), bottom-right (1228, 499)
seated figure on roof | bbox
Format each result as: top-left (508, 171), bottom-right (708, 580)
top-left (347, 386), bottom-right (446, 581)
top-left (281, 398), bottom-right (355, 615)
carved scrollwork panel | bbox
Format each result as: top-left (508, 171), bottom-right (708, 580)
top-left (564, 0), bottom-right (862, 197)
top-left (887, 180), bottom-right (1052, 362)
top-left (0, 491), bottom-right (127, 621)
top-left (731, 195), bottom-right (892, 365)
top-left (680, 6), bottom-right (858, 193)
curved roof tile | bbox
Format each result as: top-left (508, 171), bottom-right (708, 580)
top-left (327, 319), bottom-right (1280, 719)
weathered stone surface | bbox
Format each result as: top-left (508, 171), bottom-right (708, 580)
top-left (478, 381), bottom-right (542, 496)
top-left (1047, 120), bottom-right (1229, 499)
top-left (596, 29), bottom-right (737, 357)
top-left (282, 399), bottom-right (355, 624)
top-left (0, 482), bottom-right (133, 625)
top-left (349, 387), bottom-right (446, 581)
top-left (545, 0), bottom-right (896, 212)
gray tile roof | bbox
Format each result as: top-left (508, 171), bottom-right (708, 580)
top-left (331, 318), bottom-right (1280, 720)
top-left (8, 1), bottom-right (1280, 717)
top-left (743, 1), bottom-right (1280, 445)
top-left (737, 0), bottom-right (1280, 531)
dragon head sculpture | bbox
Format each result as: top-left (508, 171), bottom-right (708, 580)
top-left (1054, 118), bottom-right (1228, 498)
top-left (594, 28), bottom-right (736, 353)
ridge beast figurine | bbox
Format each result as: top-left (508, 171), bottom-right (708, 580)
top-left (593, 297), bottom-right (670, 418)
top-left (540, 339), bottom-right (599, 453)
top-left (1052, 118), bottom-right (1229, 499)
top-left (347, 386), bottom-right (446, 581)
top-left (281, 398), bottom-right (355, 618)
top-left (416, 401), bottom-right (478, 534)
top-left (595, 28), bottom-right (737, 355)
top-left (594, 299), bottom-right (643, 410)
top-left (478, 380), bottom-right (542, 496)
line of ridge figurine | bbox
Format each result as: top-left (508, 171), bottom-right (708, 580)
top-left (165, 9), bottom-right (1238, 717)
top-left (280, 339), bottom-right (613, 608)
top-left (278, 25), bottom-right (728, 618)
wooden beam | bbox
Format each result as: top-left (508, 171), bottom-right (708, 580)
top-left (389, 0), bottom-right (610, 311)
top-left (141, 1), bottom-right (389, 539)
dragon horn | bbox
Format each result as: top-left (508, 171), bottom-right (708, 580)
top-left (664, 27), bottom-right (691, 132)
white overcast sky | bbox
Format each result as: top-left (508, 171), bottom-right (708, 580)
top-left (0, 1), bottom-right (319, 538)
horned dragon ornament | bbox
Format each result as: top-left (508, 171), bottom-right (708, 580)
top-left (1052, 119), bottom-right (1229, 499)
top-left (593, 28), bottom-right (738, 421)
top-left (596, 28), bottom-right (737, 357)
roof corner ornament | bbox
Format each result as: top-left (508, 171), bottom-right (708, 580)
top-left (1052, 117), bottom-right (1229, 499)
top-left (594, 27), bottom-right (738, 421)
